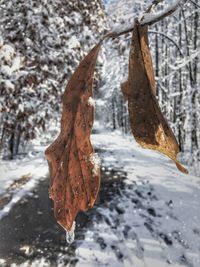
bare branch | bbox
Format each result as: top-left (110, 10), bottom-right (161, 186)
top-left (148, 30), bottom-right (184, 57)
top-left (189, 0), bottom-right (200, 8)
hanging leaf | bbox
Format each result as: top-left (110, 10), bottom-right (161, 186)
top-left (121, 21), bottom-right (188, 174)
top-left (45, 41), bottom-right (103, 231)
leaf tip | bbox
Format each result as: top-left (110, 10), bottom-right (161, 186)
top-left (175, 162), bottom-right (188, 174)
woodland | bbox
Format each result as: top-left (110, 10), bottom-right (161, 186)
top-left (0, 1), bottom-right (200, 267)
top-left (0, 0), bottom-right (199, 171)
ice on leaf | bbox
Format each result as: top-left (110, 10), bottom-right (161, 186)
top-left (65, 221), bottom-right (76, 244)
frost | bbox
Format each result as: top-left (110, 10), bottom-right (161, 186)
top-left (90, 153), bottom-right (101, 176)
top-left (88, 96), bottom-right (95, 106)
top-left (65, 221), bottom-right (76, 244)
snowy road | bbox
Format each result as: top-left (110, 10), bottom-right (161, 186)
top-left (0, 129), bottom-right (200, 267)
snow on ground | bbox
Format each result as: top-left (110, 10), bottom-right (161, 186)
top-left (75, 129), bottom-right (200, 267)
top-left (0, 127), bottom-right (200, 267)
top-left (0, 144), bottom-right (48, 219)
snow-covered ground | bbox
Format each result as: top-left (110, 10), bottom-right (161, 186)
top-left (76, 129), bottom-right (200, 267)
top-left (0, 127), bottom-right (199, 267)
top-left (0, 143), bottom-right (47, 219)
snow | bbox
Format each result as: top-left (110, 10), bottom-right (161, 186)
top-left (0, 0), bottom-right (199, 265)
top-left (3, 80), bottom-right (15, 90)
top-left (0, 144), bottom-right (48, 219)
top-left (0, 127), bottom-right (199, 266)
top-left (11, 56), bottom-right (22, 72)
top-left (0, 43), bottom-right (23, 76)
top-left (0, 35), bottom-right (3, 48)
top-left (0, 44), bottom-right (15, 62)
top-left (88, 96), bottom-right (95, 106)
top-left (90, 152), bottom-right (101, 176)
top-left (168, 49), bottom-right (200, 70)
top-left (10, 258), bottom-right (50, 267)
top-left (65, 221), bottom-right (76, 244)
top-left (141, 0), bottom-right (182, 25)
top-left (75, 128), bottom-right (200, 267)
top-left (110, 24), bottom-right (133, 35)
top-left (71, 12), bottom-right (83, 25)
top-left (0, 0), bottom-right (105, 162)
top-left (67, 36), bottom-right (80, 49)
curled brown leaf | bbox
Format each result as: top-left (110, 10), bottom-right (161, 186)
top-left (45, 41), bottom-right (103, 231)
top-left (121, 21), bottom-right (188, 174)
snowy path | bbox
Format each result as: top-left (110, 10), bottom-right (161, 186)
top-left (0, 129), bottom-right (199, 267)
top-left (77, 130), bottom-right (200, 267)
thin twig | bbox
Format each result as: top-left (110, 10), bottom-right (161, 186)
top-left (189, 0), bottom-right (200, 8)
top-left (149, 30), bottom-right (184, 57)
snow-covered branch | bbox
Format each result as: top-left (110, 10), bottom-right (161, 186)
top-left (105, 0), bottom-right (186, 39)
top-left (144, 0), bottom-right (164, 14)
top-left (168, 49), bottom-right (200, 70)
top-left (140, 0), bottom-right (183, 25)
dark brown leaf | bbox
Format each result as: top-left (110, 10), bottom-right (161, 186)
top-left (121, 22), bottom-right (188, 174)
top-left (45, 41), bottom-right (102, 231)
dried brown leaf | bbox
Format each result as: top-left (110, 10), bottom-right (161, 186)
top-left (45, 41), bottom-right (102, 231)
top-left (121, 22), bottom-right (188, 174)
